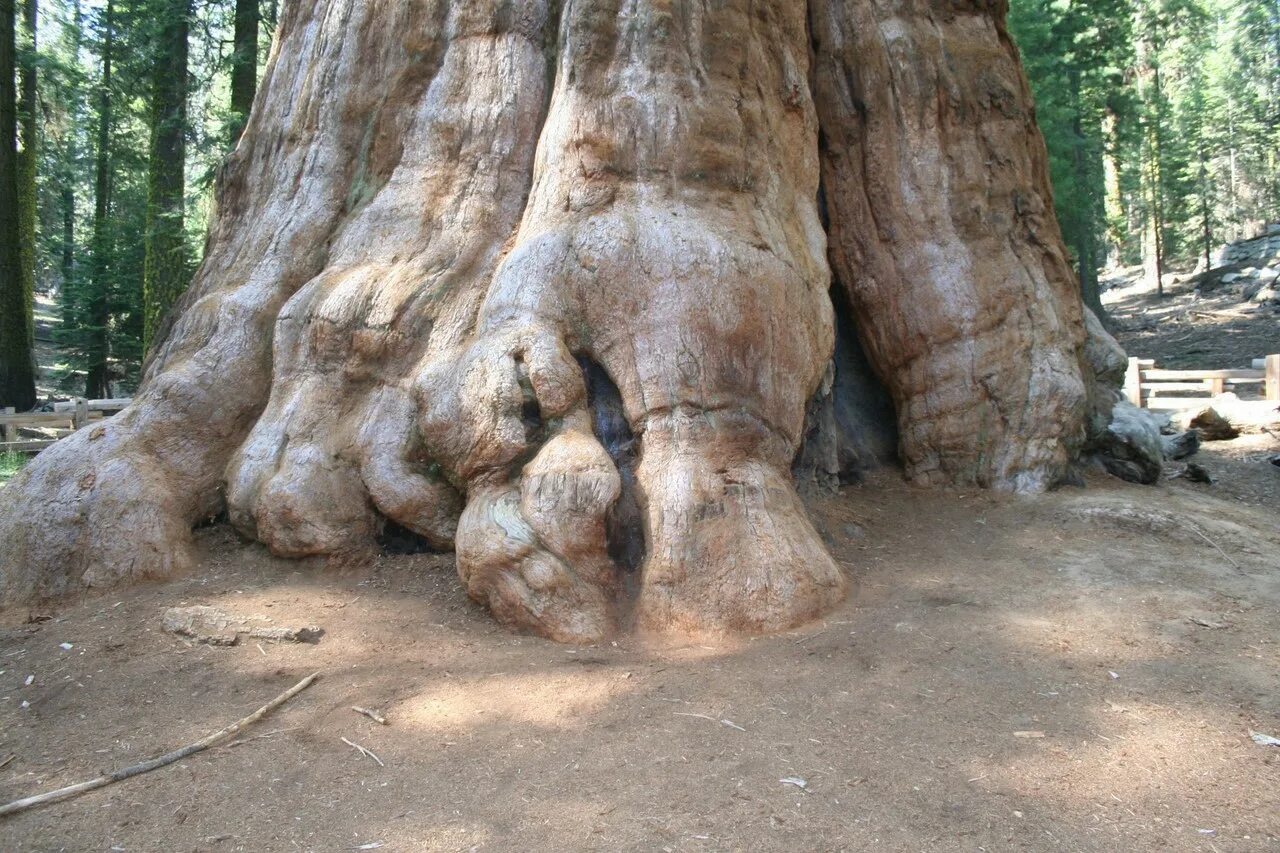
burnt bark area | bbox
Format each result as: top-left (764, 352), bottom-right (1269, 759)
top-left (794, 279), bottom-right (899, 492)
top-left (579, 356), bottom-right (644, 576)
top-left (378, 519), bottom-right (435, 556)
top-left (0, 0), bottom-right (1151, 643)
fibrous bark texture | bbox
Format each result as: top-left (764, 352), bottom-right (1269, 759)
top-left (810, 0), bottom-right (1093, 490)
top-left (0, 0), bottom-right (1133, 642)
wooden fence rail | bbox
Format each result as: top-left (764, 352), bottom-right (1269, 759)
top-left (1125, 354), bottom-right (1279, 411)
top-left (50, 397), bottom-right (131, 414)
top-left (0, 398), bottom-right (132, 453)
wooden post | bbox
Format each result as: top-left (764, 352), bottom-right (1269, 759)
top-left (1266, 354), bottom-right (1280, 402)
top-left (1, 407), bottom-right (14, 444)
top-left (1124, 357), bottom-right (1143, 407)
top-left (1209, 376), bottom-right (1225, 396)
top-left (73, 398), bottom-right (89, 431)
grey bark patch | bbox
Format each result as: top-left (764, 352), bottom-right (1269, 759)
top-left (1161, 430), bottom-right (1200, 460)
top-left (794, 284), bottom-right (898, 491)
top-left (829, 297), bottom-right (899, 473)
top-left (1095, 401), bottom-right (1165, 484)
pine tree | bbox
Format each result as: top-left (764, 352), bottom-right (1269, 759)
top-left (141, 0), bottom-right (189, 352)
top-left (1010, 0), bottom-right (1278, 287)
top-left (0, 0), bottom-right (36, 409)
top-left (16, 0), bottom-right (35, 341)
top-left (57, 0), bottom-right (81, 318)
top-left (228, 0), bottom-right (256, 143)
top-left (1009, 0), bottom-right (1135, 312)
top-left (84, 0), bottom-right (114, 398)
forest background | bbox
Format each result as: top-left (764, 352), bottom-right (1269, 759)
top-left (0, 0), bottom-right (1277, 407)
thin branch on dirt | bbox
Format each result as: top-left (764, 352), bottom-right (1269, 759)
top-left (224, 727), bottom-right (299, 749)
top-left (341, 737), bottom-right (385, 767)
top-left (673, 712), bottom-right (747, 731)
top-left (0, 755), bottom-right (14, 771)
top-left (1190, 526), bottom-right (1242, 573)
top-left (0, 672), bottom-right (320, 819)
top-left (351, 706), bottom-right (387, 725)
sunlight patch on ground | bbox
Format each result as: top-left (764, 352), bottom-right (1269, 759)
top-left (989, 708), bottom-right (1268, 840)
top-left (393, 670), bottom-right (631, 733)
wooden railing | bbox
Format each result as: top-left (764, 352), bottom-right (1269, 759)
top-left (1125, 354), bottom-right (1280, 410)
top-left (0, 398), bottom-right (131, 453)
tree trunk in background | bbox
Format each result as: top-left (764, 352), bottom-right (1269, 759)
top-left (0, 0), bottom-right (36, 410)
top-left (0, 0), bottom-right (1141, 642)
top-left (1144, 154), bottom-right (1166, 295)
top-left (1069, 70), bottom-right (1102, 317)
top-left (1077, 228), bottom-right (1102, 315)
top-left (141, 0), bottom-right (189, 351)
top-left (60, 182), bottom-right (73, 294)
top-left (57, 0), bottom-right (80, 331)
top-left (1102, 110), bottom-right (1124, 266)
top-left (1197, 147), bottom-right (1211, 270)
top-left (84, 0), bottom-right (113, 399)
top-left (1138, 23), bottom-right (1166, 295)
top-left (228, 0), bottom-right (257, 144)
top-left (17, 0), bottom-right (34, 342)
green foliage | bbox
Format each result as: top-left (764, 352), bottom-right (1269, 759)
top-left (1010, 0), bottom-right (1135, 308)
top-left (0, 448), bottom-right (27, 484)
top-left (1010, 0), bottom-right (1280, 296)
top-left (16, 0), bottom-right (1280, 392)
top-left (27, 0), bottom-right (266, 395)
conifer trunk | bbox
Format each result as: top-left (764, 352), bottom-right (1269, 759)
top-left (17, 0), bottom-right (34, 342)
top-left (228, 0), bottom-right (257, 143)
top-left (141, 0), bottom-right (189, 351)
top-left (0, 0), bottom-right (1145, 641)
top-left (84, 0), bottom-right (113, 399)
top-left (0, 0), bottom-right (36, 410)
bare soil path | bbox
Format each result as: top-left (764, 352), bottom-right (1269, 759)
top-left (2, 438), bottom-right (1278, 852)
top-left (1104, 267), bottom-right (1279, 375)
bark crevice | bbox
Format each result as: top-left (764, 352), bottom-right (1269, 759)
top-left (578, 355), bottom-right (644, 575)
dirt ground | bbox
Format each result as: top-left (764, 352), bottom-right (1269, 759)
top-left (1104, 267), bottom-right (1279, 374)
top-left (2, 435), bottom-right (1278, 852)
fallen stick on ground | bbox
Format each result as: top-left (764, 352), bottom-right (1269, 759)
top-left (0, 672), bottom-right (319, 819)
top-left (351, 706), bottom-right (387, 725)
top-left (341, 737), bottom-right (385, 767)
top-left (1190, 526), bottom-right (1241, 572)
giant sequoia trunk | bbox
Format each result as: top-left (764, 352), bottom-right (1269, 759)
top-left (0, 0), bottom-right (1138, 642)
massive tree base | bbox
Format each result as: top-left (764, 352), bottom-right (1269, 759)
top-left (0, 0), bottom-right (1149, 642)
